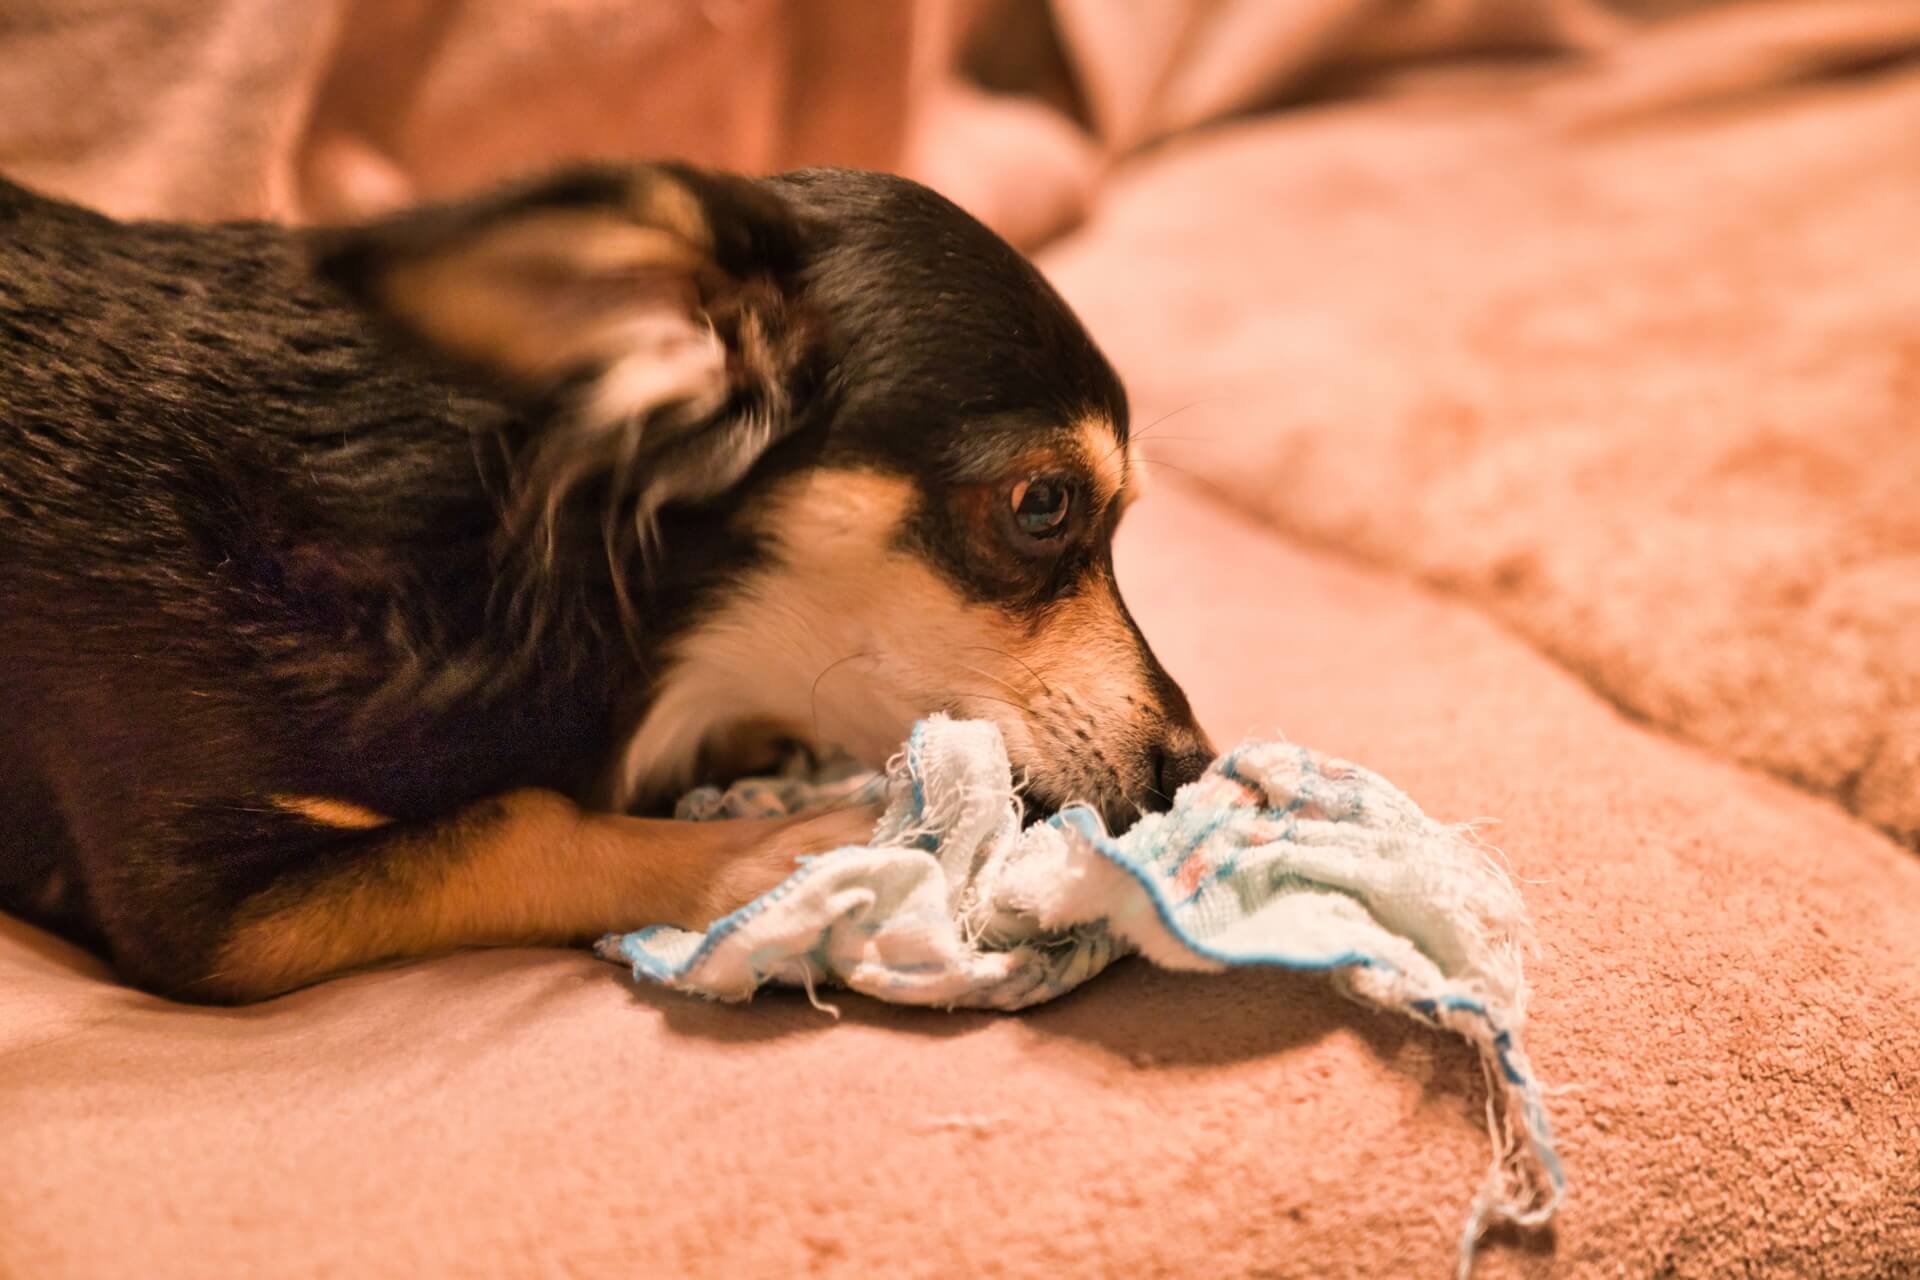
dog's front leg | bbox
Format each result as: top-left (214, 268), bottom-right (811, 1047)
top-left (187, 792), bottom-right (876, 1004)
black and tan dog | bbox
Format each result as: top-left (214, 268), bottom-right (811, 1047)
top-left (0, 163), bottom-right (1211, 1003)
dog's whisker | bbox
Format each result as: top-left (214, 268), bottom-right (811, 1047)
top-left (1134, 456), bottom-right (1242, 508)
top-left (1131, 395), bottom-right (1239, 443)
top-left (809, 651), bottom-right (882, 745)
top-left (950, 660), bottom-right (1037, 706)
top-left (955, 645), bottom-right (1052, 697)
top-left (1098, 396), bottom-right (1235, 479)
top-left (1120, 433), bottom-right (1214, 445)
top-left (951, 691), bottom-right (1038, 716)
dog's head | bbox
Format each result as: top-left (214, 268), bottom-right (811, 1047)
top-left (318, 164), bottom-right (1211, 828)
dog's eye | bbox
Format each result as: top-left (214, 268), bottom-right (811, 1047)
top-left (1009, 477), bottom-right (1071, 539)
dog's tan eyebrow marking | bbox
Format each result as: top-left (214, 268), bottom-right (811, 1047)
top-left (1120, 445), bottom-right (1146, 506)
top-left (1079, 417), bottom-right (1131, 509)
top-left (269, 794), bottom-right (393, 831)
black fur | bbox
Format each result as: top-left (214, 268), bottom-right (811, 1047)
top-left (1, 177), bottom-right (622, 981)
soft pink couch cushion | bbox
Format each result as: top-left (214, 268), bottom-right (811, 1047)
top-left (1041, 58), bottom-right (1920, 848)
top-left (5, 487), bottom-right (1917, 1278)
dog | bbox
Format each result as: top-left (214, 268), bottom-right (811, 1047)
top-left (0, 162), bottom-right (1213, 1004)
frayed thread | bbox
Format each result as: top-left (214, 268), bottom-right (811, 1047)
top-left (793, 962), bottom-right (840, 1019)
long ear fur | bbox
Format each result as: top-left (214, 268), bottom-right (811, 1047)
top-left (311, 165), bottom-right (820, 592)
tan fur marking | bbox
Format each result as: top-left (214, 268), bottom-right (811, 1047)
top-left (211, 791), bottom-right (877, 1002)
top-left (1021, 566), bottom-right (1160, 801)
top-left (1121, 440), bottom-right (1147, 503)
top-left (613, 467), bottom-right (1166, 817)
top-left (614, 471), bottom-right (938, 802)
top-left (269, 794), bottom-right (393, 831)
top-left (1080, 417), bottom-right (1130, 508)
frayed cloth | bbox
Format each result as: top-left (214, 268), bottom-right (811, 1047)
top-left (600, 716), bottom-right (1562, 1272)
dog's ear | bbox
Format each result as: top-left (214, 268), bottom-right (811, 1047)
top-left (313, 164), bottom-right (818, 535)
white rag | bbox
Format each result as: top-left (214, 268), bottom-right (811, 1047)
top-left (600, 715), bottom-right (1563, 1274)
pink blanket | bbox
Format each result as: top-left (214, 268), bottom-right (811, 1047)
top-left (1046, 24), bottom-right (1920, 847)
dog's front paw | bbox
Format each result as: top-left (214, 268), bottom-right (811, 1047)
top-left (691, 804), bottom-right (882, 928)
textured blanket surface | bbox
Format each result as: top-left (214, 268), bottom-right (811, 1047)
top-left (603, 716), bottom-right (1562, 1266)
top-left (1045, 42), bottom-right (1920, 848)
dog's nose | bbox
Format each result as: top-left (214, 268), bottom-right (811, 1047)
top-left (1142, 734), bottom-right (1214, 813)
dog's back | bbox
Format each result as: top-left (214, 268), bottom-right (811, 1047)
top-left (0, 178), bottom-right (618, 958)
